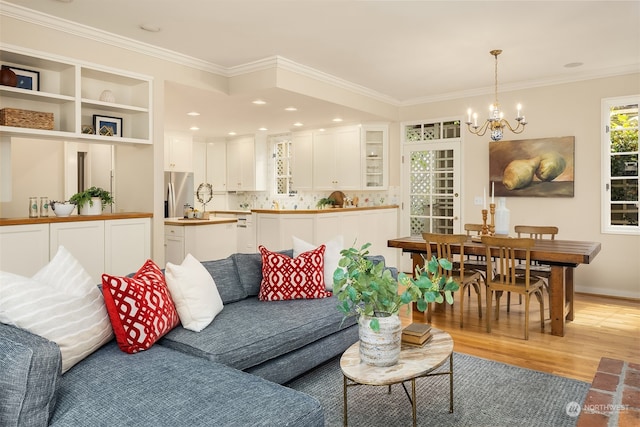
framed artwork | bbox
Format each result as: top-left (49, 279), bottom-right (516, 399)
top-left (93, 115), bottom-right (122, 137)
top-left (2, 65), bottom-right (40, 91)
top-left (489, 136), bottom-right (575, 197)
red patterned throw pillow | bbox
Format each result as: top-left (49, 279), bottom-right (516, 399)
top-left (258, 245), bottom-right (332, 301)
top-left (102, 259), bottom-right (180, 354)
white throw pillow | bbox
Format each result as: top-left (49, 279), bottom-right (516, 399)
top-left (165, 253), bottom-right (224, 332)
top-left (292, 235), bottom-right (344, 290)
top-left (0, 246), bottom-right (113, 373)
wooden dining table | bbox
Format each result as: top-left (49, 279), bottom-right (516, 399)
top-left (388, 236), bottom-right (601, 337)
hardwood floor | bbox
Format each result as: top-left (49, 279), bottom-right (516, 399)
top-left (400, 292), bottom-right (640, 383)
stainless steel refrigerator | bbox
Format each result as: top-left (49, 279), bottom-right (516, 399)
top-left (164, 171), bottom-right (194, 218)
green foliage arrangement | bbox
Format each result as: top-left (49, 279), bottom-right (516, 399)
top-left (316, 197), bottom-right (335, 208)
top-left (333, 242), bottom-right (459, 332)
top-left (69, 186), bottom-right (114, 209)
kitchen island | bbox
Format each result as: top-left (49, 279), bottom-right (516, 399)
top-left (0, 212), bottom-right (152, 282)
top-left (252, 205), bottom-right (399, 266)
top-left (164, 217), bottom-right (238, 264)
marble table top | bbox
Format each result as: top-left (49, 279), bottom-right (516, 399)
top-left (340, 327), bottom-right (453, 386)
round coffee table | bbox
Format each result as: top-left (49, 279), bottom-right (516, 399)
top-left (340, 327), bottom-right (454, 427)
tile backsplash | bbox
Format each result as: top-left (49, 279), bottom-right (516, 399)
top-left (222, 187), bottom-right (400, 211)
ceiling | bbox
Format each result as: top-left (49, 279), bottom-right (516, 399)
top-left (3, 0), bottom-right (639, 138)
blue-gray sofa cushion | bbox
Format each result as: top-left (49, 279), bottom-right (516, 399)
top-left (160, 295), bottom-right (356, 373)
top-left (231, 249), bottom-right (293, 296)
top-left (200, 256), bottom-right (246, 303)
top-left (49, 341), bottom-right (323, 427)
top-left (0, 323), bottom-right (61, 427)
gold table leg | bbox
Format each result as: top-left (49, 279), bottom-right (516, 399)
top-left (343, 375), bottom-right (348, 427)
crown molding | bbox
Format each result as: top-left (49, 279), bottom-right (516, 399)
top-left (400, 64), bottom-right (640, 106)
top-left (227, 55), bottom-right (400, 105)
top-left (0, 1), bottom-right (226, 75)
top-left (0, 1), bottom-right (399, 106)
top-left (2, 1), bottom-right (637, 109)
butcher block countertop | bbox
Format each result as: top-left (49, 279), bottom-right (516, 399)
top-left (164, 217), bottom-right (237, 226)
top-left (0, 212), bottom-right (153, 226)
top-left (251, 205), bottom-right (399, 214)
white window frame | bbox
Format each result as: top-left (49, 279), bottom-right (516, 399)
top-left (601, 95), bottom-right (639, 235)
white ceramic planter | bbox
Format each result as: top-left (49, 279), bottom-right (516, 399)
top-left (79, 197), bottom-right (103, 215)
top-left (358, 313), bottom-right (402, 367)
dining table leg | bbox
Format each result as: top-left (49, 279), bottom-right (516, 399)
top-left (548, 264), bottom-right (576, 336)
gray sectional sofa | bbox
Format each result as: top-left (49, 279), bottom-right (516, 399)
top-left (1, 250), bottom-right (362, 427)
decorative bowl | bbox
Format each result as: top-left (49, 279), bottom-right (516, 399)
top-left (51, 201), bottom-right (75, 217)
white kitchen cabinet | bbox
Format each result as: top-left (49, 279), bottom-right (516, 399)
top-left (164, 132), bottom-right (193, 172)
top-left (312, 126), bottom-right (361, 190)
top-left (164, 225), bottom-right (185, 265)
top-left (206, 140), bottom-right (227, 192)
top-left (164, 221), bottom-right (238, 263)
top-left (50, 221), bottom-right (106, 285)
top-left (362, 124), bottom-right (389, 189)
top-left (0, 216), bottom-right (151, 284)
top-left (192, 141), bottom-right (206, 193)
top-left (254, 207), bottom-right (399, 267)
top-left (226, 134), bottom-right (266, 191)
top-left (105, 218), bottom-right (151, 278)
top-left (0, 224), bottom-right (49, 276)
top-left (255, 213), bottom-right (315, 251)
top-left (0, 45), bottom-right (151, 143)
top-left (291, 131), bottom-right (313, 191)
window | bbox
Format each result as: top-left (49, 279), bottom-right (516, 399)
top-left (602, 96), bottom-right (639, 234)
top-left (271, 134), bottom-right (292, 195)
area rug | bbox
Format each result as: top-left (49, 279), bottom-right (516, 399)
top-left (286, 352), bottom-right (590, 427)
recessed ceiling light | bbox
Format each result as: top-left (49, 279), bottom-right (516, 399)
top-left (332, 118), bottom-right (343, 122)
top-left (190, 126), bottom-right (199, 131)
top-left (228, 131), bottom-right (237, 136)
top-left (139, 24), bottom-right (161, 32)
top-left (258, 127), bottom-right (268, 131)
top-left (55, 0), bottom-right (74, 3)
top-left (187, 111), bottom-right (200, 116)
top-left (293, 122), bottom-right (303, 127)
top-left (564, 62), bottom-right (584, 68)
top-left (252, 100), bottom-right (267, 105)
top-left (285, 107), bottom-right (298, 112)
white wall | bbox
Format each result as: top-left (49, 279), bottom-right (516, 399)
top-left (398, 74), bottom-right (640, 298)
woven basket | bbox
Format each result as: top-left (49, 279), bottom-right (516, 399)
top-left (0, 108), bottom-right (54, 130)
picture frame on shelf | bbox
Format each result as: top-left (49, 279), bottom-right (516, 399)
top-left (93, 114), bottom-right (122, 137)
top-left (1, 65), bottom-right (40, 91)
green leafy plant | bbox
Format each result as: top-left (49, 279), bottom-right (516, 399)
top-left (69, 186), bottom-right (114, 209)
top-left (316, 197), bottom-right (335, 208)
top-left (333, 242), bottom-right (459, 332)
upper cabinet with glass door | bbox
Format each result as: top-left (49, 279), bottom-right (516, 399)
top-left (0, 45), bottom-right (151, 144)
top-left (362, 124), bottom-right (389, 190)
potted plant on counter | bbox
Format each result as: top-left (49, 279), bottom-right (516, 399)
top-left (70, 186), bottom-right (114, 215)
top-left (316, 197), bottom-right (336, 209)
top-left (333, 242), bottom-right (459, 367)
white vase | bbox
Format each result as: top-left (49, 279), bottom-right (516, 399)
top-left (495, 197), bottom-right (510, 235)
top-left (358, 313), bottom-right (402, 367)
top-left (79, 197), bottom-right (103, 215)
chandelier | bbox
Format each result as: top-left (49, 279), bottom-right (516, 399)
top-left (465, 49), bottom-right (527, 141)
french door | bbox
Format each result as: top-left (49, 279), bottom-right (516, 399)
top-left (401, 120), bottom-right (462, 238)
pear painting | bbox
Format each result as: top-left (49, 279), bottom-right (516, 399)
top-left (490, 137), bottom-right (575, 197)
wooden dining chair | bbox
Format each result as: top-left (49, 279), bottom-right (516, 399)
top-left (481, 235), bottom-right (545, 340)
top-left (514, 225), bottom-right (559, 312)
top-left (463, 224), bottom-right (490, 280)
top-left (422, 233), bottom-right (484, 328)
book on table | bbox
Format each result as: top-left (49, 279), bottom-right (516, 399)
top-left (401, 323), bottom-right (432, 346)
top-left (402, 333), bottom-right (433, 347)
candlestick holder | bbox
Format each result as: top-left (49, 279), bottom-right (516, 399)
top-left (489, 203), bottom-right (496, 235)
top-left (481, 209), bottom-right (489, 235)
